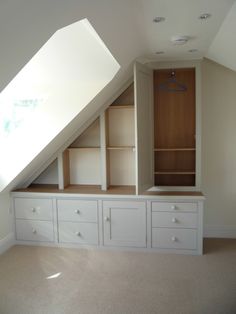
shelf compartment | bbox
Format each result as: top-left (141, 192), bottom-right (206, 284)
top-left (107, 106), bottom-right (135, 147)
top-left (154, 148), bottom-right (195, 152)
top-left (111, 83), bottom-right (134, 106)
top-left (108, 149), bottom-right (135, 186)
top-left (107, 146), bottom-right (135, 150)
top-left (108, 105), bottom-right (134, 109)
top-left (155, 173), bottom-right (195, 186)
top-left (154, 171), bottom-right (195, 175)
top-left (69, 119), bottom-right (100, 148)
top-left (68, 148), bottom-right (101, 185)
top-left (155, 150), bottom-right (195, 173)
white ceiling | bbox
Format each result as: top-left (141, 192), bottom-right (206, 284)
top-left (138, 0), bottom-right (235, 63)
top-left (1, 0), bottom-right (236, 94)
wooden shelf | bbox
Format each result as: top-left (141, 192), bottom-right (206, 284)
top-left (17, 184), bottom-right (136, 195)
top-left (154, 148), bottom-right (195, 152)
top-left (109, 105), bottom-right (134, 109)
top-left (68, 147), bottom-right (100, 149)
top-left (107, 146), bottom-right (135, 150)
top-left (155, 171), bottom-right (195, 175)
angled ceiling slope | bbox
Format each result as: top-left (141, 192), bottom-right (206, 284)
top-left (0, 18), bottom-right (121, 193)
top-left (207, 1), bottom-right (236, 71)
top-left (0, 0), bottom-right (146, 193)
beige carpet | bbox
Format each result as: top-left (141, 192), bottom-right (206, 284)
top-left (0, 239), bottom-right (236, 314)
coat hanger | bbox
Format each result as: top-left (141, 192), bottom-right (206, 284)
top-left (158, 70), bottom-right (187, 92)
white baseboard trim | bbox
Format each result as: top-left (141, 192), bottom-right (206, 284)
top-left (0, 232), bottom-right (15, 255)
top-left (204, 225), bottom-right (236, 238)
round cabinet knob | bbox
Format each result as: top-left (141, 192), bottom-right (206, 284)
top-left (172, 217), bottom-right (177, 223)
top-left (104, 216), bottom-right (109, 221)
top-left (32, 229), bottom-right (37, 234)
top-left (75, 231), bottom-right (81, 237)
top-left (171, 236), bottom-right (177, 242)
top-left (75, 210), bottom-right (80, 214)
top-left (171, 205), bottom-right (177, 210)
top-left (31, 207), bottom-right (36, 213)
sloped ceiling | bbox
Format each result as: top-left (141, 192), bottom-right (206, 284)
top-left (206, 1), bottom-right (236, 71)
top-left (1, 0), bottom-right (236, 192)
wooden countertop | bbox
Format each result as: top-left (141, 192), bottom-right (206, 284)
top-left (14, 184), bottom-right (203, 197)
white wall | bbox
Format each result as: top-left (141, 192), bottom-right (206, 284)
top-left (0, 193), bottom-right (12, 239)
top-left (202, 58), bottom-right (236, 237)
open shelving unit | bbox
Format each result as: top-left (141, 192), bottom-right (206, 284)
top-left (106, 99), bottom-right (135, 189)
top-left (30, 83), bottom-right (137, 194)
top-left (29, 62), bottom-right (200, 194)
top-left (153, 68), bottom-right (196, 187)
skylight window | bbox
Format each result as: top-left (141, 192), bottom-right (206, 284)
top-left (0, 18), bottom-right (120, 191)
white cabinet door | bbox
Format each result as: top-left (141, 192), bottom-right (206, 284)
top-left (134, 62), bottom-right (154, 194)
top-left (103, 201), bottom-right (146, 247)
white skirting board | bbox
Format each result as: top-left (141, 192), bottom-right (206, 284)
top-left (204, 225), bottom-right (236, 238)
top-left (0, 232), bottom-right (15, 255)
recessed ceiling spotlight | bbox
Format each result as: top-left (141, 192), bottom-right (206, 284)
top-left (153, 16), bottom-right (166, 23)
top-left (199, 13), bottom-right (211, 20)
top-left (189, 49), bottom-right (198, 53)
top-left (155, 51), bottom-right (165, 54)
top-left (171, 35), bottom-right (190, 45)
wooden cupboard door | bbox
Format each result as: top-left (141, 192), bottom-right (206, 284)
top-left (103, 201), bottom-right (146, 247)
top-left (134, 62), bottom-right (154, 194)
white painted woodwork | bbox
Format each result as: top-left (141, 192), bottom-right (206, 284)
top-left (103, 200), bottom-right (146, 247)
top-left (69, 148), bottom-right (101, 185)
top-left (152, 212), bottom-right (197, 229)
top-left (134, 62), bottom-right (154, 194)
top-left (33, 160), bottom-right (58, 185)
top-left (58, 222), bottom-right (98, 245)
top-left (14, 198), bottom-right (53, 220)
top-left (70, 119), bottom-right (100, 148)
top-left (152, 228), bottom-right (197, 250)
top-left (100, 112), bottom-right (108, 190)
top-left (57, 199), bottom-right (98, 222)
top-left (57, 152), bottom-right (64, 190)
top-left (109, 149), bottom-right (135, 186)
top-left (12, 193), bottom-right (204, 254)
top-left (151, 202), bottom-right (197, 212)
top-left (107, 107), bottom-right (135, 147)
top-left (15, 220), bottom-right (54, 242)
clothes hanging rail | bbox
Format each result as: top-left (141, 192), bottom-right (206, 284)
top-left (158, 70), bottom-right (187, 92)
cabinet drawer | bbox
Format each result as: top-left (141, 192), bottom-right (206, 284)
top-left (57, 200), bottom-right (97, 222)
top-left (152, 228), bottom-right (197, 250)
top-left (152, 212), bottom-right (197, 229)
top-left (151, 202), bottom-right (197, 212)
top-left (15, 220), bottom-right (54, 242)
top-left (14, 198), bottom-right (53, 220)
top-left (58, 222), bottom-right (98, 245)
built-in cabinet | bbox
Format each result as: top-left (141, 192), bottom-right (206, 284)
top-left (103, 200), bottom-right (146, 247)
top-left (12, 61), bottom-right (204, 255)
top-left (13, 193), bottom-right (204, 255)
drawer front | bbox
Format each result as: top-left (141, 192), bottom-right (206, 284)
top-left (59, 222), bottom-right (98, 245)
top-left (57, 200), bottom-right (98, 222)
top-left (152, 202), bottom-right (197, 212)
top-left (15, 220), bottom-right (54, 242)
top-left (152, 212), bottom-right (197, 229)
top-left (152, 228), bottom-right (197, 250)
top-left (14, 198), bottom-right (53, 220)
